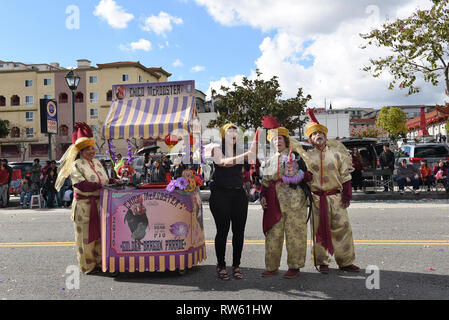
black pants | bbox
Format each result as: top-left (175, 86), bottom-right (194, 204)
top-left (209, 187), bottom-right (248, 269)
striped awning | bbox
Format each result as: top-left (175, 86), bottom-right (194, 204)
top-left (102, 95), bottom-right (196, 140)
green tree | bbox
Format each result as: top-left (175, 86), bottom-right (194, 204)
top-left (0, 119), bottom-right (10, 138)
top-left (208, 70), bottom-right (312, 132)
top-left (376, 106), bottom-right (408, 141)
top-left (361, 0), bottom-right (449, 95)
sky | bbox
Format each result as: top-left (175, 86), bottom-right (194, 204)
top-left (0, 0), bottom-right (447, 109)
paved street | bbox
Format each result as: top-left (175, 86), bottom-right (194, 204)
top-left (1, 198), bottom-right (449, 301)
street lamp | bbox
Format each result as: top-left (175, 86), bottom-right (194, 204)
top-left (65, 70), bottom-right (80, 130)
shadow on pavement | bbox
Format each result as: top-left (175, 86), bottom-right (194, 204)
top-left (109, 264), bottom-right (449, 300)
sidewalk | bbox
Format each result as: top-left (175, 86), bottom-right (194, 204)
top-left (199, 189), bottom-right (449, 202)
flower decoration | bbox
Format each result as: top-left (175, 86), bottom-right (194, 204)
top-left (126, 139), bottom-right (136, 163)
top-left (166, 180), bottom-right (177, 193)
top-left (177, 177), bottom-right (189, 190)
top-left (165, 171), bottom-right (203, 193)
top-left (105, 140), bottom-right (117, 163)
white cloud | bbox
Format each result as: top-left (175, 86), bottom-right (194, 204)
top-left (196, 0), bottom-right (444, 108)
top-left (119, 39), bottom-right (152, 52)
top-left (206, 74), bottom-right (246, 98)
top-left (173, 59), bottom-right (183, 67)
top-left (191, 65), bottom-right (205, 72)
top-left (93, 0), bottom-right (134, 29)
top-left (142, 11), bottom-right (183, 36)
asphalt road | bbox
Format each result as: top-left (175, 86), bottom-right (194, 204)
top-left (1, 199), bottom-right (449, 301)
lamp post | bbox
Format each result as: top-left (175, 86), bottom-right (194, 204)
top-left (65, 70), bottom-right (80, 131)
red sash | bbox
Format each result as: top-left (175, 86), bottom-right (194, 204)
top-left (74, 193), bottom-right (101, 244)
top-left (312, 189), bottom-right (339, 255)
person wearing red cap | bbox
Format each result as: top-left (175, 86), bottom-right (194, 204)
top-left (56, 122), bottom-right (120, 274)
top-left (259, 117), bottom-right (313, 279)
top-left (297, 109), bottom-right (359, 274)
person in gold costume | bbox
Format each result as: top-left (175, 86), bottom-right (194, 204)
top-left (56, 123), bottom-right (120, 274)
top-left (295, 109), bottom-right (360, 274)
top-left (259, 117), bottom-right (313, 279)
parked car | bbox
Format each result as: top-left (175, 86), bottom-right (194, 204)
top-left (340, 138), bottom-right (379, 171)
top-left (8, 160), bottom-right (49, 179)
top-left (395, 143), bottom-right (449, 169)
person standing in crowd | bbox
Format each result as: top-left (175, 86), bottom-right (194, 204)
top-left (41, 161), bottom-right (51, 180)
top-left (31, 158), bottom-right (42, 193)
top-left (209, 123), bottom-right (254, 281)
top-left (161, 155), bottom-right (172, 173)
top-left (149, 160), bottom-right (166, 183)
top-left (419, 159), bottom-right (433, 192)
top-left (20, 176), bottom-right (33, 208)
top-left (379, 143), bottom-right (395, 192)
top-left (296, 109), bottom-right (359, 274)
top-left (351, 148), bottom-right (364, 191)
top-left (1, 159), bottom-right (12, 206)
top-left (55, 123), bottom-right (119, 274)
top-left (43, 169), bottom-right (57, 208)
top-left (171, 157), bottom-right (185, 179)
top-left (143, 153), bottom-right (151, 181)
top-left (0, 161), bottom-right (9, 208)
top-left (260, 122), bottom-right (312, 279)
top-left (114, 153), bottom-right (124, 173)
top-left (105, 162), bottom-right (118, 179)
top-left (242, 165), bottom-right (252, 199)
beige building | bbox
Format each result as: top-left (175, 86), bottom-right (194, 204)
top-left (0, 59), bottom-right (172, 161)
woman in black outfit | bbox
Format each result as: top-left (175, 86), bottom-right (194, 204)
top-left (209, 123), bottom-right (255, 280)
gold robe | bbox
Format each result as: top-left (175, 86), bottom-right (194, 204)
top-left (262, 149), bottom-right (308, 271)
top-left (71, 158), bottom-right (109, 274)
top-left (294, 139), bottom-right (356, 267)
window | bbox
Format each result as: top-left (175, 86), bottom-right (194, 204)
top-left (26, 128), bottom-right (34, 138)
top-left (11, 127), bottom-right (20, 138)
top-left (122, 74), bottom-right (129, 82)
top-left (89, 76), bottom-right (98, 83)
top-left (59, 93), bottom-right (68, 103)
top-left (44, 94), bottom-right (53, 100)
top-left (25, 96), bottom-right (34, 106)
top-left (106, 90), bottom-right (112, 101)
top-left (138, 75), bottom-right (142, 83)
top-left (30, 144), bottom-right (48, 156)
top-left (0, 96), bottom-right (5, 106)
top-left (0, 64), bottom-right (3, 68)
top-left (0, 145), bottom-right (19, 157)
top-left (400, 146), bottom-right (411, 157)
top-left (90, 108), bottom-right (99, 119)
top-left (44, 78), bottom-right (52, 86)
top-left (89, 92), bottom-right (98, 103)
top-left (59, 125), bottom-right (69, 136)
top-left (25, 111), bottom-right (34, 122)
top-left (91, 125), bottom-right (99, 135)
top-left (14, 64), bottom-right (19, 68)
top-left (414, 146), bottom-right (449, 158)
top-left (25, 80), bottom-right (33, 87)
top-left (75, 92), bottom-right (84, 103)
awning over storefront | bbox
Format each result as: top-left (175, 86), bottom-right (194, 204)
top-left (102, 94), bottom-right (196, 140)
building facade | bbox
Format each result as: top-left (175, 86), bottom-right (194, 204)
top-left (0, 59), bottom-right (171, 161)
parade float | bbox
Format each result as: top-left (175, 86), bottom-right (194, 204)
top-left (100, 80), bottom-right (206, 273)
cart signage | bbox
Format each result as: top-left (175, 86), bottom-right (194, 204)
top-left (101, 187), bottom-right (206, 273)
top-left (113, 80), bottom-right (195, 101)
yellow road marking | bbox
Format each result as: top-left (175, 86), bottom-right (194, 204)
top-left (0, 240), bottom-right (448, 248)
